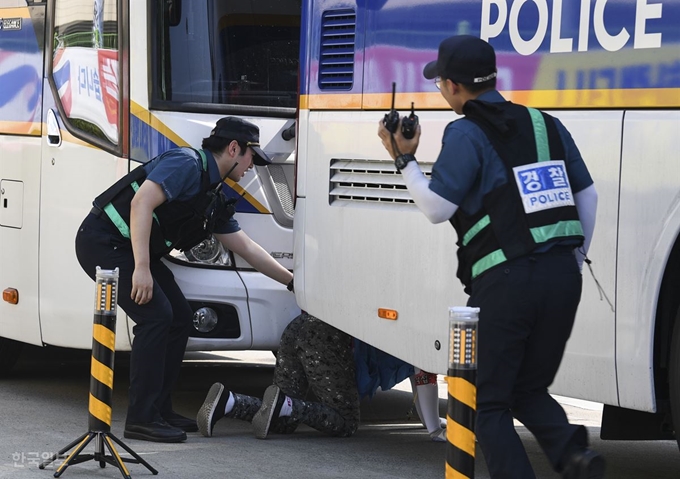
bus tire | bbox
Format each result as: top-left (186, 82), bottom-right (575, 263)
top-left (0, 337), bottom-right (23, 377)
top-left (670, 315), bottom-right (680, 452)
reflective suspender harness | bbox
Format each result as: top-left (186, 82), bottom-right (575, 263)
top-left (451, 100), bottom-right (585, 291)
top-left (92, 148), bottom-right (237, 258)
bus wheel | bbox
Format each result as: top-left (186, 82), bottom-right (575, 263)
top-left (0, 337), bottom-right (22, 377)
top-left (671, 317), bottom-right (680, 452)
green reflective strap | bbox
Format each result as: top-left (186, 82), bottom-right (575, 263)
top-left (105, 181), bottom-right (171, 247)
top-left (471, 249), bottom-right (507, 279)
top-left (469, 220), bottom-right (583, 279)
top-left (463, 215), bottom-right (490, 247)
top-left (530, 220), bottom-right (584, 244)
top-left (100, 181), bottom-right (145, 239)
top-left (132, 181), bottom-right (172, 247)
top-left (197, 149), bottom-right (208, 171)
top-left (131, 181), bottom-right (161, 225)
top-left (103, 203), bottom-right (131, 239)
top-left (528, 108), bottom-right (550, 162)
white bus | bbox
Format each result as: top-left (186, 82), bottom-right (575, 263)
top-left (293, 0), bottom-right (680, 446)
top-left (0, 0), bottom-right (300, 371)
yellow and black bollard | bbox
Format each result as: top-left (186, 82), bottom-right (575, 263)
top-left (445, 306), bottom-right (479, 479)
top-left (40, 267), bottom-right (157, 479)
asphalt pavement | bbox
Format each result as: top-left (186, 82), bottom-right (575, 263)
top-left (0, 345), bottom-right (678, 479)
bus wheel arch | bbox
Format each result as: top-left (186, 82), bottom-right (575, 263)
top-left (0, 337), bottom-right (23, 377)
top-left (656, 232), bottom-right (680, 452)
top-left (670, 310), bottom-right (680, 452)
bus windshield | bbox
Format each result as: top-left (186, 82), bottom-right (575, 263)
top-left (154, 0), bottom-right (301, 110)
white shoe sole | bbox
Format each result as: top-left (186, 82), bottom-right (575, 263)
top-left (252, 385), bottom-right (280, 439)
top-left (430, 427), bottom-right (447, 442)
top-left (197, 382), bottom-right (224, 437)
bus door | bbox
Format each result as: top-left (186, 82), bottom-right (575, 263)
top-left (0, 0), bottom-right (46, 348)
top-left (38, 0), bottom-right (131, 350)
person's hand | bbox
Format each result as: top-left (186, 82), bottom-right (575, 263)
top-left (131, 266), bottom-right (154, 304)
top-left (377, 119), bottom-right (421, 160)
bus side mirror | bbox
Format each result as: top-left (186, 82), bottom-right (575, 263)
top-left (167, 0), bottom-right (182, 27)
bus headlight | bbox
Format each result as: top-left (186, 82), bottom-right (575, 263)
top-left (169, 236), bottom-right (232, 266)
top-left (193, 307), bottom-right (218, 333)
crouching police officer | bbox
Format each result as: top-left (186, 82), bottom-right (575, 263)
top-left (377, 36), bottom-right (602, 479)
top-left (75, 117), bottom-right (293, 443)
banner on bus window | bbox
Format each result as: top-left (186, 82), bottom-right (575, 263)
top-left (0, 8), bottom-right (42, 135)
top-left (0, 51), bottom-right (41, 133)
top-left (53, 47), bottom-right (119, 143)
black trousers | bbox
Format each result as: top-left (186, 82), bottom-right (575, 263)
top-left (468, 247), bottom-right (587, 479)
top-left (75, 213), bottom-right (193, 424)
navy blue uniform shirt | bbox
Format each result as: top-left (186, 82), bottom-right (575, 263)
top-left (143, 147), bottom-right (241, 235)
top-left (429, 90), bottom-right (593, 217)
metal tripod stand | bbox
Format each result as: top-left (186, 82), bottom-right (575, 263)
top-left (39, 268), bottom-right (157, 478)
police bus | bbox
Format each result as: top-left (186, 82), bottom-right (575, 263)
top-left (292, 0), bottom-right (680, 447)
top-left (0, 0), bottom-right (300, 370)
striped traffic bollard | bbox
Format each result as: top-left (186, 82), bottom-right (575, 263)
top-left (89, 266), bottom-right (118, 434)
top-left (39, 267), bottom-right (157, 479)
top-left (446, 306), bottom-right (480, 479)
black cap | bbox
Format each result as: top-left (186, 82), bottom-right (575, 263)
top-left (423, 35), bottom-right (497, 85)
top-left (210, 117), bottom-right (272, 166)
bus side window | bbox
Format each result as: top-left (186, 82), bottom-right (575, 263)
top-left (154, 1), bottom-right (300, 110)
top-left (50, 0), bottom-right (120, 149)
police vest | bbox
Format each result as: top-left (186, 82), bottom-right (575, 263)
top-left (451, 100), bottom-right (585, 290)
top-left (93, 148), bottom-right (236, 258)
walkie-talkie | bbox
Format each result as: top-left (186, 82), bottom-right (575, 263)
top-left (401, 102), bottom-right (419, 140)
top-left (383, 82), bottom-right (400, 134)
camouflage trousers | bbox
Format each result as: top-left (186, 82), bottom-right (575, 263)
top-left (226, 313), bottom-right (360, 437)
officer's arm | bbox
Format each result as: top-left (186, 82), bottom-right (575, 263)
top-left (574, 184), bottom-right (598, 267)
top-left (401, 162), bottom-right (458, 223)
top-left (215, 230), bottom-right (293, 285)
top-left (129, 180), bottom-right (167, 304)
top-left (554, 118), bottom-right (598, 265)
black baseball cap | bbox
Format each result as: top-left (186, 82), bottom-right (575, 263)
top-left (423, 35), bottom-right (497, 85)
top-left (210, 117), bottom-right (272, 166)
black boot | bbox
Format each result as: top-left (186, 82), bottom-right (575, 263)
top-left (562, 449), bottom-right (605, 479)
top-left (124, 420), bottom-right (187, 443)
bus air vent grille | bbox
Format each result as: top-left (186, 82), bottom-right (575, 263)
top-left (269, 164), bottom-right (295, 216)
top-left (329, 159), bottom-right (432, 207)
top-left (319, 9), bottom-right (356, 90)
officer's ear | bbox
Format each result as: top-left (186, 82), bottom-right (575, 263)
top-left (446, 79), bottom-right (459, 95)
top-left (228, 140), bottom-right (240, 158)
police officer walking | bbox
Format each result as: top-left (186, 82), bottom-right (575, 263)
top-left (75, 117), bottom-right (294, 443)
top-left (377, 36), bottom-right (602, 479)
